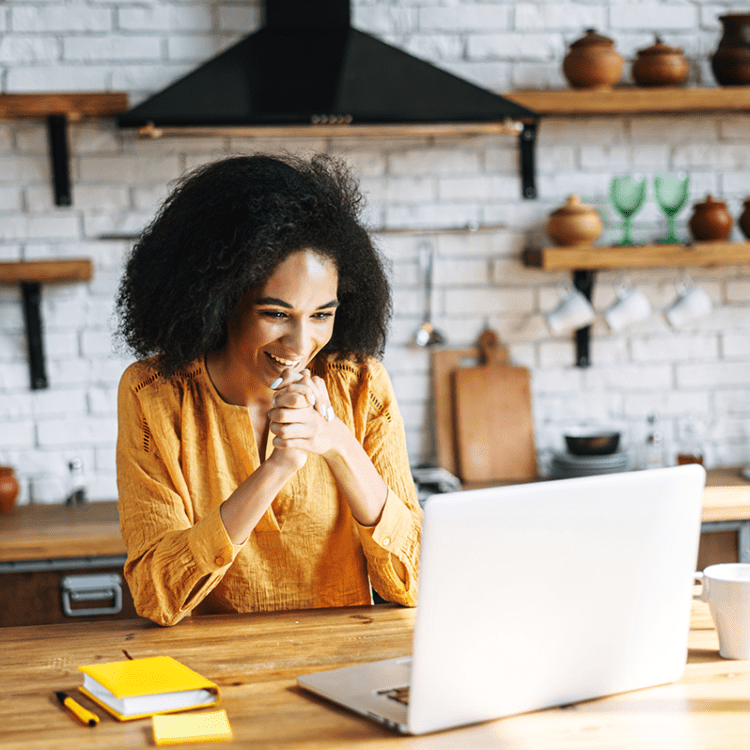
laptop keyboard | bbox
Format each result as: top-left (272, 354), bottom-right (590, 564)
top-left (378, 686), bottom-right (410, 705)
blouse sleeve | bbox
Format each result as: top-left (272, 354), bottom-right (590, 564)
top-left (354, 363), bottom-right (422, 607)
top-left (116, 368), bottom-right (241, 626)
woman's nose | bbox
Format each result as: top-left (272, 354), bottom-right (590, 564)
top-left (284, 319), bottom-right (309, 353)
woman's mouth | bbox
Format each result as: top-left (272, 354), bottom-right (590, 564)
top-left (265, 352), bottom-right (301, 370)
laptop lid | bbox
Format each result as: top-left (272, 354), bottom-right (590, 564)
top-left (406, 464), bottom-right (705, 734)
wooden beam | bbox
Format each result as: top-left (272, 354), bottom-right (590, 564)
top-left (0, 93), bottom-right (128, 120)
top-left (0, 259), bottom-right (93, 284)
top-left (523, 242), bottom-right (750, 271)
top-left (504, 86), bottom-right (750, 116)
top-left (136, 120), bottom-right (524, 139)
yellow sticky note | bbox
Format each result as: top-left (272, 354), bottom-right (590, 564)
top-left (152, 709), bottom-right (232, 745)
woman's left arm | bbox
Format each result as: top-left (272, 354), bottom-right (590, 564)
top-left (269, 364), bottom-right (421, 606)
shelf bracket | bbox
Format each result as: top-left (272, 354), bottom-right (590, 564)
top-left (519, 121), bottom-right (537, 200)
top-left (572, 269), bottom-right (596, 368)
top-left (46, 114), bottom-right (72, 207)
top-left (21, 281), bottom-right (48, 390)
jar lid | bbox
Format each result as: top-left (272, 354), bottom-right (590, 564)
top-left (550, 194), bottom-right (598, 216)
top-left (570, 29), bottom-right (615, 49)
top-left (695, 194), bottom-right (727, 207)
top-left (636, 36), bottom-right (685, 57)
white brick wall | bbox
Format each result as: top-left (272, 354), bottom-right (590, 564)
top-left (1, 0), bottom-right (750, 504)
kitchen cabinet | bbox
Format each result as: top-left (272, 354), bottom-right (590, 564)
top-left (0, 501), bottom-right (141, 627)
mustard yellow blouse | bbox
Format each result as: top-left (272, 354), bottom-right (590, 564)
top-left (116, 355), bottom-right (421, 626)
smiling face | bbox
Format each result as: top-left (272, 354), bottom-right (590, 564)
top-left (222, 249), bottom-right (339, 393)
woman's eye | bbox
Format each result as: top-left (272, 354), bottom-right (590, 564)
top-left (262, 311), bottom-right (288, 320)
top-left (312, 312), bottom-right (334, 321)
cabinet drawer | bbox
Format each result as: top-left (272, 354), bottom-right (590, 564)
top-left (0, 555), bottom-right (141, 626)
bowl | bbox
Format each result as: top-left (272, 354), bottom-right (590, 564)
top-left (564, 431), bottom-right (621, 456)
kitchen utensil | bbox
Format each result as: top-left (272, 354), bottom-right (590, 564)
top-left (631, 36), bottom-right (689, 87)
top-left (562, 29), bottom-right (624, 90)
top-left (0, 466), bottom-right (19, 513)
top-left (564, 431), bottom-right (621, 456)
top-left (545, 281), bottom-right (596, 336)
top-left (610, 176), bottom-right (647, 246)
top-left (665, 278), bottom-right (713, 328)
top-left (549, 451), bottom-right (630, 479)
top-left (654, 173), bottom-right (690, 244)
top-left (546, 194), bottom-right (603, 247)
top-left (432, 343), bottom-right (496, 476)
top-left (711, 13), bottom-right (750, 86)
top-left (414, 240), bottom-right (445, 348)
top-left (689, 195), bottom-right (733, 241)
top-left (451, 330), bottom-right (536, 483)
top-left (604, 281), bottom-right (652, 331)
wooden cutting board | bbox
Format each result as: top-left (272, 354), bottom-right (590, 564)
top-left (450, 330), bottom-right (537, 483)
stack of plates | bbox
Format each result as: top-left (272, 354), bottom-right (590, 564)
top-left (550, 451), bottom-right (631, 479)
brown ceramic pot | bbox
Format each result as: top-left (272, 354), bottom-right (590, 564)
top-left (711, 13), bottom-right (750, 85)
top-left (688, 195), bottom-right (734, 241)
top-left (632, 36), bottom-right (689, 87)
top-left (0, 466), bottom-right (19, 513)
top-left (563, 29), bottom-right (624, 90)
top-left (739, 198), bottom-right (750, 240)
top-left (546, 194), bottom-right (604, 246)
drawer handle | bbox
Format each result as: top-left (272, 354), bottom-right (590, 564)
top-left (60, 573), bottom-right (123, 617)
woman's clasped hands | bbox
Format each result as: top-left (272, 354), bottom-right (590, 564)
top-left (267, 368), bottom-right (337, 468)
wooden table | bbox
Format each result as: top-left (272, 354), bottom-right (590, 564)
top-left (701, 468), bottom-right (750, 562)
top-left (1, 599), bottom-right (750, 749)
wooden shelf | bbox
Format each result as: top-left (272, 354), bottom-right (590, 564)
top-left (0, 92), bottom-right (128, 120)
top-left (0, 259), bottom-right (93, 284)
top-left (504, 86), bottom-right (750, 116)
top-left (523, 242), bottom-right (750, 271)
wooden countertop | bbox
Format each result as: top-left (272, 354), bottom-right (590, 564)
top-left (0, 467), bottom-right (748, 562)
top-left (0, 502), bottom-right (125, 562)
top-left (0, 600), bottom-right (747, 749)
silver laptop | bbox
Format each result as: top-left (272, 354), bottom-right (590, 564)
top-left (297, 464), bottom-right (706, 735)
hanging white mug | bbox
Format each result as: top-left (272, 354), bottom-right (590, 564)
top-left (604, 282), bottom-right (652, 331)
top-left (665, 280), bottom-right (712, 328)
top-left (546, 282), bottom-right (596, 335)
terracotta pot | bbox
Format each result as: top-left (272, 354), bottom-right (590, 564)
top-left (711, 13), bottom-right (750, 85)
top-left (0, 466), bottom-right (19, 513)
top-left (563, 29), bottom-right (624, 90)
top-left (632, 36), bottom-right (689, 87)
top-left (739, 198), bottom-right (750, 240)
top-left (688, 195), bottom-right (734, 241)
top-left (546, 194), bottom-right (604, 247)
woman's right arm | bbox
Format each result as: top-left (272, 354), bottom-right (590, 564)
top-left (117, 372), bottom-right (303, 626)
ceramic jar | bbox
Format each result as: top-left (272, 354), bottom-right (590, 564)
top-left (739, 198), bottom-right (750, 240)
top-left (546, 194), bottom-right (604, 247)
top-left (688, 195), bottom-right (734, 241)
top-left (563, 29), bottom-right (624, 90)
top-left (711, 14), bottom-right (750, 85)
top-left (0, 466), bottom-right (19, 513)
top-left (631, 36), bottom-right (689, 87)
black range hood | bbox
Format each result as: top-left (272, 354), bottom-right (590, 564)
top-left (118, 0), bottom-right (539, 197)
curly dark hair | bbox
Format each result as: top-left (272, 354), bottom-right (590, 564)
top-left (115, 153), bottom-right (392, 374)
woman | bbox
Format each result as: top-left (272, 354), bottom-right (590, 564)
top-left (115, 153), bottom-right (421, 626)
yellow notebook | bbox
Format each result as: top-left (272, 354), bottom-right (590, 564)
top-left (77, 655), bottom-right (220, 721)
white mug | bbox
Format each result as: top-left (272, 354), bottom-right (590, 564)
top-left (694, 563), bottom-right (750, 659)
top-left (545, 283), bottom-right (596, 335)
top-left (665, 281), bottom-right (712, 328)
top-left (604, 283), bottom-right (652, 331)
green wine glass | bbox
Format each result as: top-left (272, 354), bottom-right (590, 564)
top-left (654, 173), bottom-right (690, 244)
top-left (610, 176), bottom-right (647, 246)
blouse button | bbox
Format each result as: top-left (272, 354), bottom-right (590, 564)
top-left (382, 537), bottom-right (391, 547)
top-left (214, 556), bottom-right (225, 566)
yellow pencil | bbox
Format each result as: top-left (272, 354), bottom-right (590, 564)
top-left (55, 691), bottom-right (100, 727)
